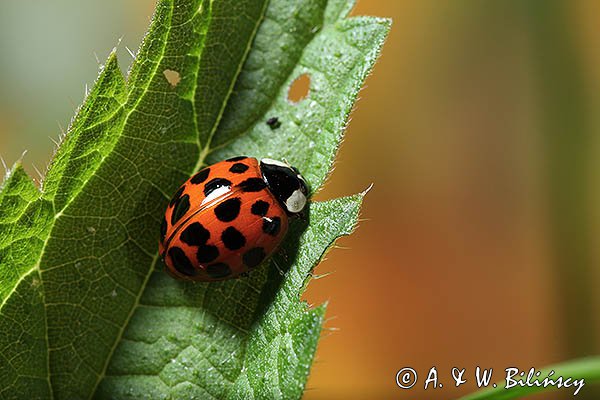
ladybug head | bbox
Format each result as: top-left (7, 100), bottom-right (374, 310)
top-left (260, 158), bottom-right (309, 215)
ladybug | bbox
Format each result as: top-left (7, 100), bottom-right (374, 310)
top-left (159, 156), bottom-right (309, 281)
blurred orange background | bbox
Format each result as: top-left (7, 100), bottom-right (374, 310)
top-left (1, 1), bottom-right (600, 399)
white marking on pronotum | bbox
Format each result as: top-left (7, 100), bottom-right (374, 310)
top-left (285, 189), bottom-right (306, 213)
top-left (260, 158), bottom-right (289, 168)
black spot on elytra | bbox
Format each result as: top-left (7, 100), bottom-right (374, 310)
top-left (243, 247), bottom-right (266, 268)
top-left (262, 216), bottom-right (281, 236)
top-left (221, 226), bottom-right (246, 250)
top-left (180, 222), bottom-right (210, 246)
top-left (204, 178), bottom-right (232, 197)
top-left (160, 218), bottom-right (167, 241)
top-left (251, 200), bottom-right (270, 216)
top-left (229, 163), bottom-right (249, 174)
top-left (206, 263), bottom-right (232, 279)
top-left (191, 168), bottom-right (210, 184)
top-left (171, 194), bottom-right (190, 225)
top-left (169, 186), bottom-right (185, 206)
top-left (238, 178), bottom-right (266, 192)
top-left (197, 245), bottom-right (219, 264)
top-left (214, 198), bottom-right (241, 222)
top-left (266, 117), bottom-right (281, 129)
top-left (168, 247), bottom-right (197, 277)
top-left (226, 156), bottom-right (247, 162)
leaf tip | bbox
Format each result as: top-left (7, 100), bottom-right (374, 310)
top-left (3, 150), bottom-right (32, 182)
top-left (0, 159), bottom-right (35, 192)
top-left (103, 48), bottom-right (121, 71)
top-left (306, 302), bottom-right (328, 323)
top-left (380, 17), bottom-right (393, 29)
top-left (316, 301), bottom-right (328, 313)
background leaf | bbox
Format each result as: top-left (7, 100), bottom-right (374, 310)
top-left (0, 0), bottom-right (390, 399)
top-left (458, 357), bottom-right (600, 400)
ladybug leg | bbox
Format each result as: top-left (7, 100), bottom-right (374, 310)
top-left (296, 208), bottom-right (309, 223)
top-left (278, 248), bottom-right (289, 262)
top-left (271, 258), bottom-right (286, 276)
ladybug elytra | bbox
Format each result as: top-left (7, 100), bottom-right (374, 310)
top-left (159, 156), bottom-right (309, 281)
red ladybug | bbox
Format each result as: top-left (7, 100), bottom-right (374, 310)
top-left (159, 156), bottom-right (309, 281)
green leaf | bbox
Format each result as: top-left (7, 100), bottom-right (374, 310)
top-left (0, 0), bottom-right (390, 398)
top-left (458, 357), bottom-right (600, 400)
top-left (0, 165), bottom-right (52, 399)
top-left (96, 195), bottom-right (363, 399)
top-left (209, 0), bottom-right (391, 190)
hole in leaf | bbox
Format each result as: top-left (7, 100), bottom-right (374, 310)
top-left (287, 73), bottom-right (310, 103)
top-left (163, 69), bottom-right (181, 87)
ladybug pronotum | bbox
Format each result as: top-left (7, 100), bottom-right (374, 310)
top-left (159, 156), bottom-right (309, 281)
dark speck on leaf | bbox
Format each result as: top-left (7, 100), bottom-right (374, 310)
top-left (266, 117), bottom-right (281, 130)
